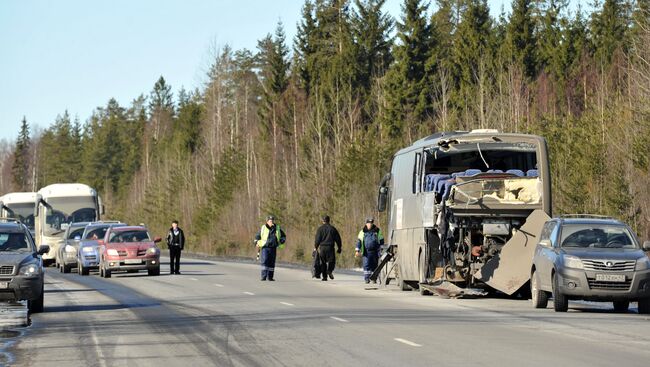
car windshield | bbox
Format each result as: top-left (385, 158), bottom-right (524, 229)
top-left (0, 233), bottom-right (31, 252)
top-left (84, 226), bottom-right (109, 240)
top-left (4, 203), bottom-right (35, 232)
top-left (109, 230), bottom-right (150, 243)
top-left (560, 224), bottom-right (637, 249)
top-left (43, 197), bottom-right (96, 237)
top-left (68, 227), bottom-right (85, 240)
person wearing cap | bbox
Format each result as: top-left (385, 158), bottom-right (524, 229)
top-left (166, 220), bottom-right (185, 275)
top-left (355, 217), bottom-right (384, 284)
top-left (255, 215), bottom-right (286, 281)
top-left (314, 215), bottom-right (342, 281)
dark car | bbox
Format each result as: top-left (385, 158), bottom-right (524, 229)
top-left (98, 226), bottom-right (161, 278)
top-left (55, 222), bottom-right (89, 273)
top-left (531, 215), bottom-right (650, 313)
top-left (0, 218), bottom-right (49, 313)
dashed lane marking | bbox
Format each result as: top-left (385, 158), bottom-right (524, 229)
top-left (280, 302), bottom-right (294, 306)
top-left (330, 316), bottom-right (349, 323)
top-left (243, 292), bottom-right (255, 295)
top-left (190, 278), bottom-right (198, 281)
top-left (394, 338), bottom-right (422, 347)
top-left (214, 283), bottom-right (224, 287)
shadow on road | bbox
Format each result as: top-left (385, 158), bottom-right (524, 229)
top-left (45, 302), bottom-right (159, 313)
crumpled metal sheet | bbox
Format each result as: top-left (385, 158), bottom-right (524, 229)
top-left (476, 209), bottom-right (550, 295)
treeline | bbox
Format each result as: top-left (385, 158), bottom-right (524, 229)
top-left (3, 0), bottom-right (650, 266)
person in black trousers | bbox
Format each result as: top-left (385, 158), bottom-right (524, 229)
top-left (166, 220), bottom-right (185, 275)
top-left (314, 215), bottom-right (342, 281)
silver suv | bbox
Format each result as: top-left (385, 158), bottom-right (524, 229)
top-left (531, 216), bottom-right (650, 313)
top-left (0, 218), bottom-right (49, 313)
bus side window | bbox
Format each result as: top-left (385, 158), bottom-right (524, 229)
top-left (412, 152), bottom-right (422, 194)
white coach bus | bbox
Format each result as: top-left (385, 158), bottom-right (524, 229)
top-left (34, 183), bottom-right (103, 266)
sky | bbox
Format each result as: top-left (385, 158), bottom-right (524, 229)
top-left (0, 0), bottom-right (522, 142)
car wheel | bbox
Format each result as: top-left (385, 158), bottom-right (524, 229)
top-left (148, 267), bottom-right (160, 276)
top-left (613, 301), bottom-right (629, 312)
top-left (80, 263), bottom-right (89, 276)
top-left (637, 299), bottom-right (650, 314)
top-left (28, 284), bottom-right (44, 314)
top-left (552, 274), bottom-right (568, 312)
top-left (531, 270), bottom-right (548, 309)
top-left (104, 267), bottom-right (112, 278)
top-left (58, 260), bottom-right (63, 272)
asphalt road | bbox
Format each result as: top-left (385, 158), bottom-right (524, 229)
top-left (4, 257), bottom-right (650, 367)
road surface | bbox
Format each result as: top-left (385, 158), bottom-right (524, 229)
top-left (3, 257), bottom-right (650, 366)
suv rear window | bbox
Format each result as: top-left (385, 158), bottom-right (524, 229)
top-left (560, 224), bottom-right (636, 249)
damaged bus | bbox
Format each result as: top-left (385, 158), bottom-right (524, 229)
top-left (377, 130), bottom-right (552, 296)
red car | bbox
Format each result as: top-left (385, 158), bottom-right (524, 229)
top-left (98, 226), bottom-right (161, 277)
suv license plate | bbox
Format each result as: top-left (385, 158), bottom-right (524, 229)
top-left (125, 259), bottom-right (142, 265)
top-left (595, 274), bottom-right (626, 282)
top-left (0, 282), bottom-right (8, 289)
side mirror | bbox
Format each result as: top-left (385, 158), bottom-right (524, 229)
top-left (377, 186), bottom-right (388, 212)
top-left (153, 237), bottom-right (162, 243)
top-left (643, 241), bottom-right (650, 251)
top-left (538, 239), bottom-right (552, 248)
top-left (37, 245), bottom-right (50, 255)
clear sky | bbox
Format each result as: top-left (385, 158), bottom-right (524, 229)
top-left (0, 0), bottom-right (521, 142)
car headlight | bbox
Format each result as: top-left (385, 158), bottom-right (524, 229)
top-left (106, 249), bottom-right (119, 256)
top-left (636, 257), bottom-right (650, 271)
top-left (82, 246), bottom-right (95, 253)
top-left (65, 245), bottom-right (77, 253)
top-left (146, 247), bottom-right (159, 255)
top-left (20, 262), bottom-right (41, 277)
top-left (563, 255), bottom-right (584, 269)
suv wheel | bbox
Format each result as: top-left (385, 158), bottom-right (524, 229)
top-left (62, 264), bottom-right (71, 274)
top-left (638, 299), bottom-right (650, 314)
top-left (28, 284), bottom-right (44, 314)
top-left (79, 263), bottom-right (89, 276)
top-left (613, 301), bottom-right (629, 312)
top-left (552, 274), bottom-right (568, 312)
top-left (148, 266), bottom-right (160, 276)
top-left (531, 270), bottom-right (548, 309)
top-left (103, 266), bottom-right (112, 278)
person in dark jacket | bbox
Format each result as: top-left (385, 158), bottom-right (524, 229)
top-left (314, 215), bottom-right (342, 281)
top-left (255, 215), bottom-right (286, 281)
top-left (166, 220), bottom-right (185, 275)
top-left (355, 217), bottom-right (384, 284)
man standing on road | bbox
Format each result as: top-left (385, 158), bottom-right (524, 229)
top-left (314, 215), bottom-right (342, 281)
top-left (166, 220), bottom-right (185, 275)
top-left (355, 217), bottom-right (384, 284)
top-left (255, 216), bottom-right (286, 281)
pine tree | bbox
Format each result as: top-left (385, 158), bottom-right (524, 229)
top-left (383, 0), bottom-right (432, 139)
top-left (11, 116), bottom-right (30, 191)
top-left (294, 0), bottom-right (318, 94)
top-left (452, 0), bottom-right (493, 103)
top-left (351, 0), bottom-right (394, 87)
top-left (591, 0), bottom-right (632, 64)
top-left (505, 0), bottom-right (538, 79)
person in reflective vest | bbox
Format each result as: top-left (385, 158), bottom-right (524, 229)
top-left (355, 217), bottom-right (384, 284)
top-left (254, 215), bottom-right (286, 281)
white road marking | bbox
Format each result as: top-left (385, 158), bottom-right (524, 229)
top-left (214, 283), bottom-right (224, 287)
top-left (330, 316), bottom-right (349, 323)
top-left (243, 292), bottom-right (255, 295)
top-left (280, 302), bottom-right (294, 306)
top-left (190, 278), bottom-right (198, 281)
top-left (394, 338), bottom-right (422, 347)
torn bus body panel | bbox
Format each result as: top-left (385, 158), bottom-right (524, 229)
top-left (476, 209), bottom-right (550, 295)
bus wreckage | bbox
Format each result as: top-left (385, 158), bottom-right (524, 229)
top-left (375, 130), bottom-right (552, 297)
